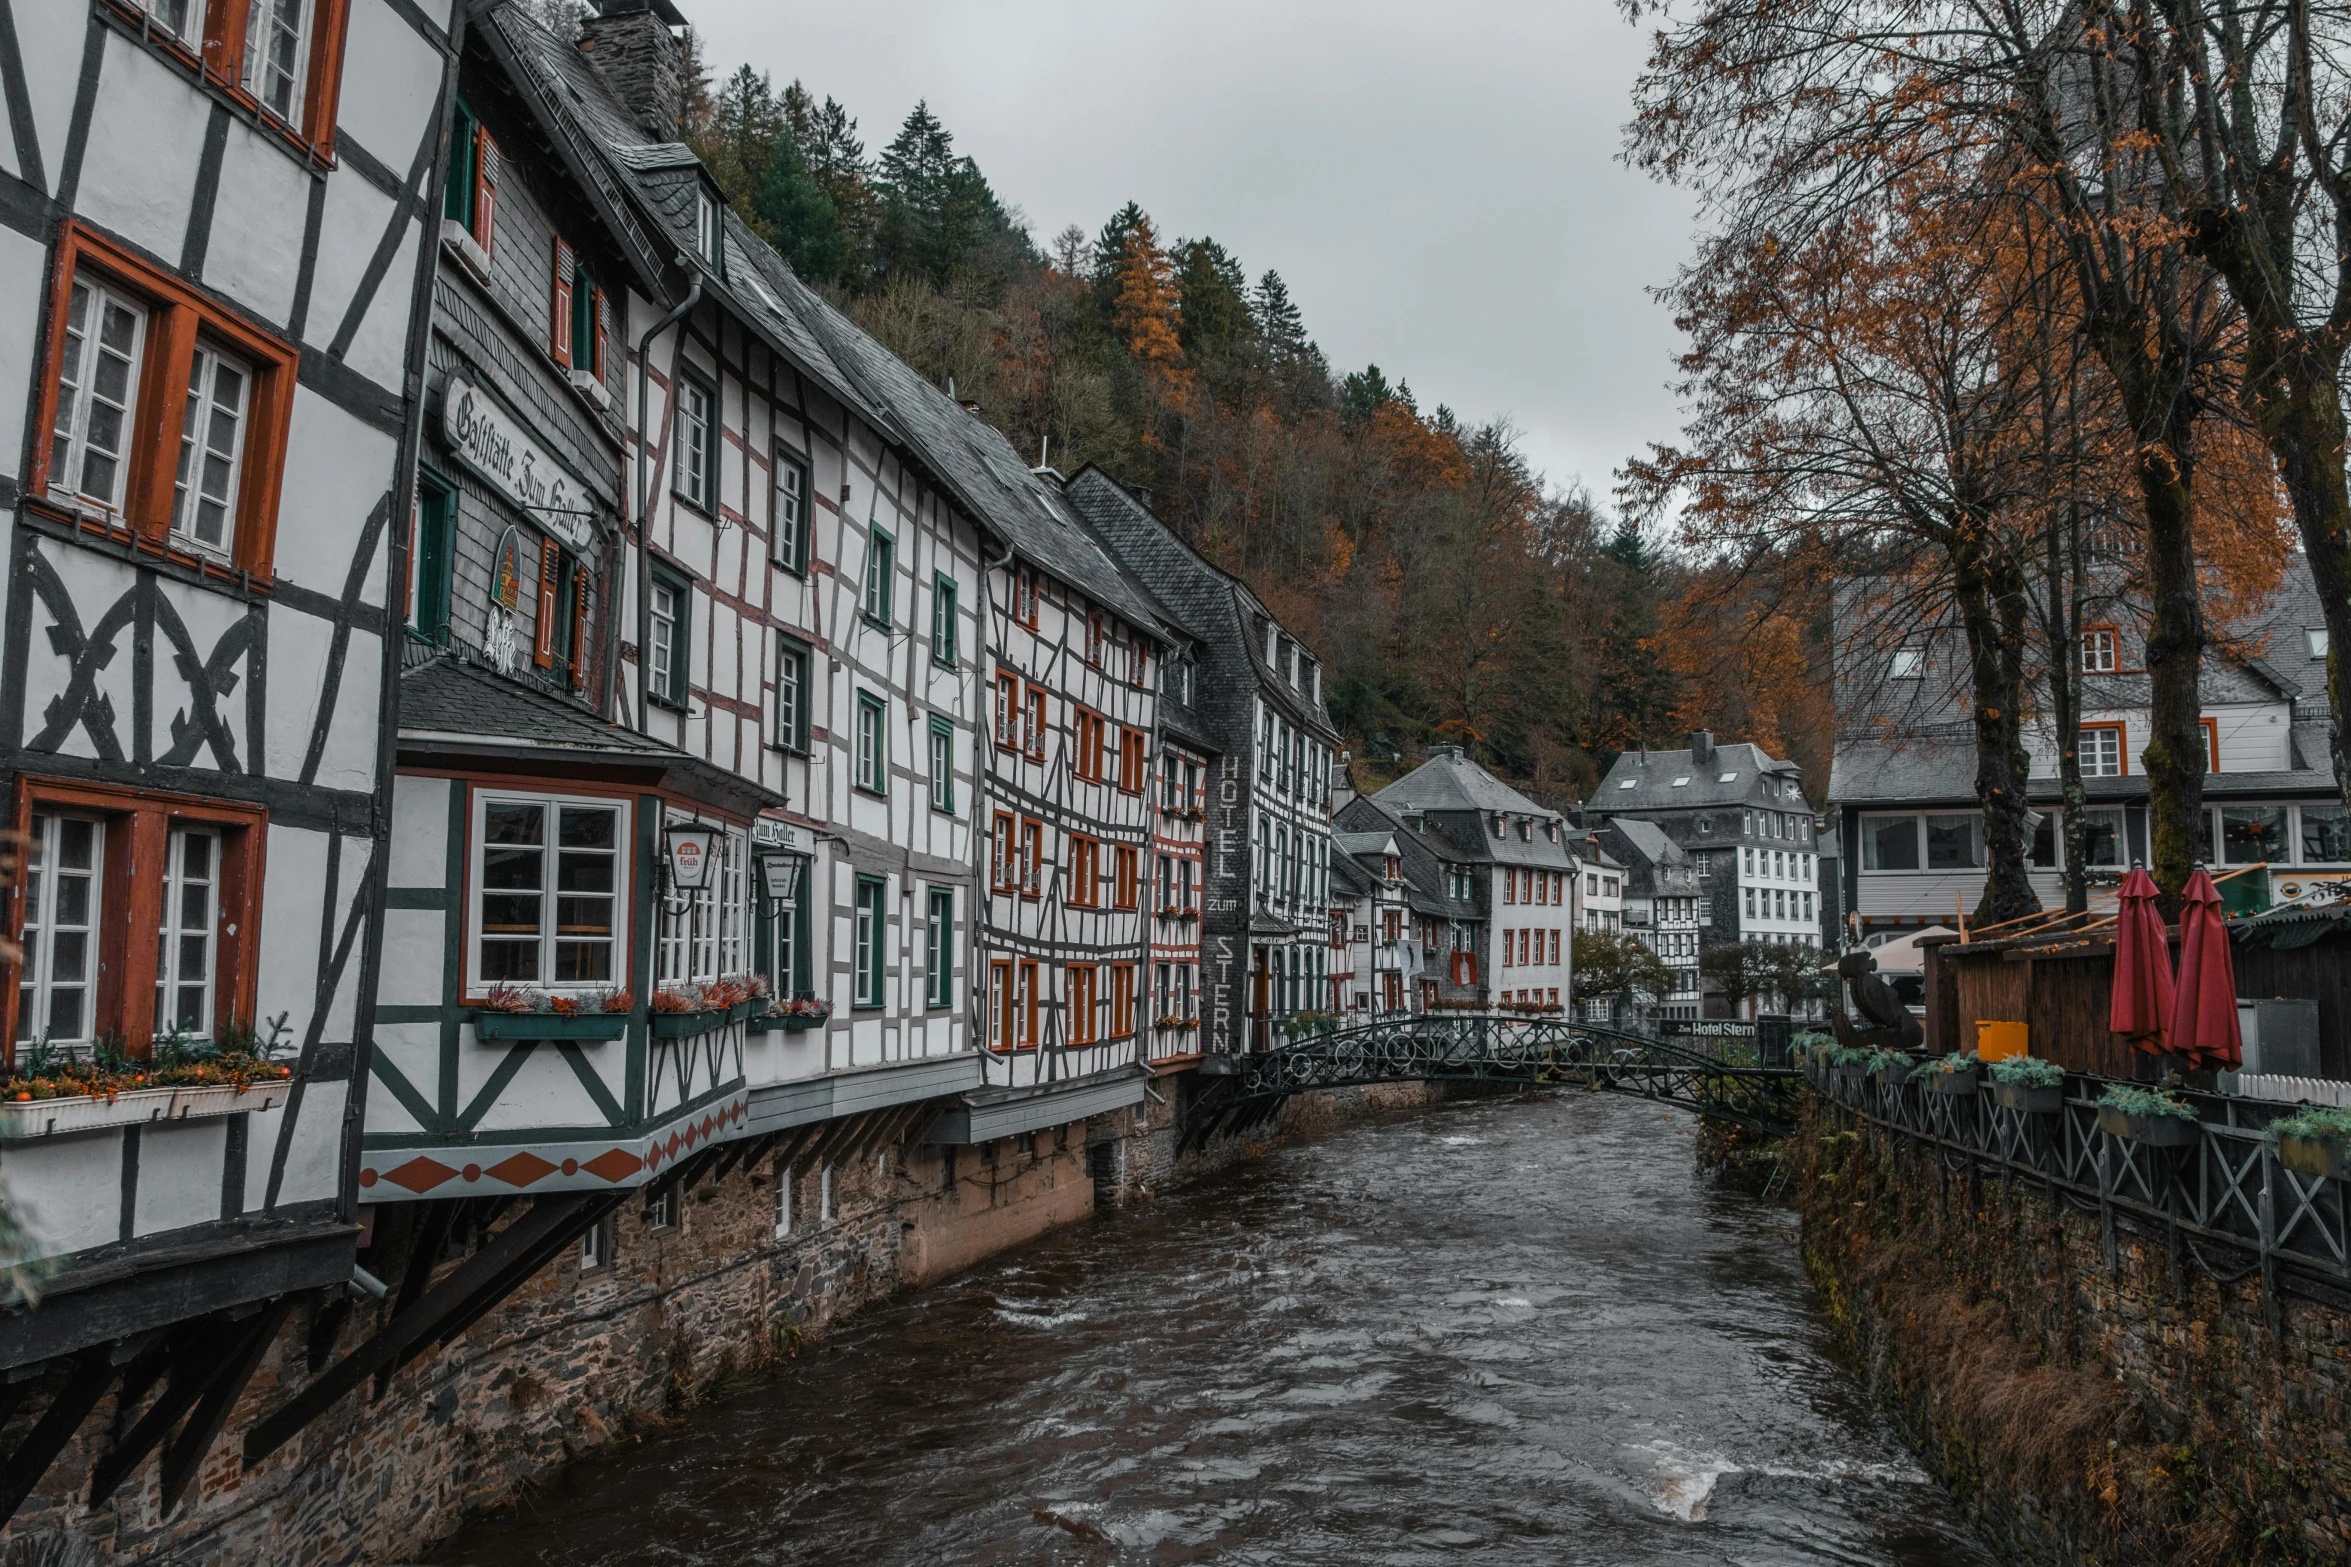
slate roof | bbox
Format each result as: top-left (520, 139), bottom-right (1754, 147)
top-left (1333, 831), bottom-right (1395, 861)
top-left (1060, 466), bottom-right (1338, 747)
top-left (1605, 816), bottom-right (1689, 870)
top-left (1828, 733), bottom-right (2340, 806)
top-left (1335, 793), bottom-right (1478, 921)
top-left (1329, 849), bottom-right (1380, 901)
top-left (1378, 747), bottom-right (1560, 818)
top-left (1596, 741), bottom-right (1802, 812)
top-left (400, 656), bottom-right (783, 813)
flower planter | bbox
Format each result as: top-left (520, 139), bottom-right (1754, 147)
top-left (0, 1080), bottom-right (290, 1137)
top-left (1926, 1069), bottom-right (1980, 1097)
top-left (727, 1000), bottom-right (761, 1023)
top-left (2097, 1106), bottom-right (2201, 1148)
top-left (470, 1011), bottom-right (628, 1042)
top-left (1870, 1062), bottom-right (1914, 1091)
top-left (1832, 1065), bottom-right (1867, 1101)
top-left (2276, 1134), bottom-right (2350, 1181)
top-left (1990, 1081), bottom-right (2063, 1115)
top-left (650, 1010), bottom-right (726, 1040)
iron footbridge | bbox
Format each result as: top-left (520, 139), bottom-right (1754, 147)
top-left (1183, 1013), bottom-right (1800, 1150)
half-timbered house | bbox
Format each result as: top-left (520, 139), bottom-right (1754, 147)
top-left (1061, 467), bottom-right (1339, 1054)
top-left (0, 0), bottom-right (450, 1521)
top-left (357, 2), bottom-right (775, 1234)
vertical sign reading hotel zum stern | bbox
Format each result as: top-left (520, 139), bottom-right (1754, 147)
top-left (1203, 755), bottom-right (1247, 1052)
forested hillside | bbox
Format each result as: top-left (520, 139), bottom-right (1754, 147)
top-left (665, 36), bottom-right (1832, 800)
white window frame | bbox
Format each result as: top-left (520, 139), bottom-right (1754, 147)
top-left (154, 826), bottom-right (221, 1041)
top-left (469, 790), bottom-right (632, 994)
top-left (772, 445), bottom-right (809, 572)
top-left (171, 339), bottom-right (253, 558)
top-left (855, 691), bottom-right (887, 795)
top-left (50, 277), bottom-right (148, 514)
top-left (658, 816), bottom-right (749, 987)
top-left (243, 0), bottom-right (315, 125)
top-left (672, 374), bottom-right (714, 511)
top-left (17, 814), bottom-right (106, 1049)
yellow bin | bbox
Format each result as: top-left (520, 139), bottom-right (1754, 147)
top-left (1976, 1020), bottom-right (2028, 1061)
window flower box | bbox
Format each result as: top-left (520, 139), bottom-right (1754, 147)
top-left (650, 1010), bottom-right (726, 1040)
top-left (1869, 1059), bottom-right (1915, 1090)
top-left (1831, 1064), bottom-right (1868, 1100)
top-left (1990, 1081), bottom-right (2063, 1115)
top-left (470, 1011), bottom-right (628, 1042)
top-left (2276, 1134), bottom-right (2350, 1182)
top-left (2097, 1106), bottom-right (2201, 1148)
top-left (1926, 1066), bottom-right (1980, 1097)
top-left (0, 1081), bottom-right (290, 1138)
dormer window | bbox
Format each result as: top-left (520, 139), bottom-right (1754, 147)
top-left (695, 190), bottom-right (722, 269)
top-left (1491, 815), bottom-right (1506, 838)
top-left (1718, 771), bottom-right (1738, 784)
top-left (1518, 819), bottom-right (1531, 841)
top-left (2308, 627), bottom-right (2329, 660)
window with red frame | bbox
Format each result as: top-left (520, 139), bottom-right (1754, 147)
top-left (991, 810), bottom-right (1018, 891)
top-left (2201, 716), bottom-right (2221, 773)
top-left (1072, 710), bottom-right (1107, 782)
top-left (1023, 688), bottom-right (1046, 761)
top-left (119, 0), bottom-right (350, 156)
top-left (1110, 964), bottom-right (1135, 1038)
top-left (1329, 910), bottom-right (1346, 948)
top-left (8, 778), bottom-right (264, 1062)
top-left (1015, 566), bottom-right (1040, 629)
top-left (1019, 818), bottom-right (1043, 897)
top-left (994, 672), bottom-right (1019, 749)
top-left (1067, 964), bottom-right (1098, 1044)
top-left (37, 224), bottom-right (297, 579)
top-left (1112, 845), bottom-right (1138, 909)
top-left (1117, 727), bottom-right (1145, 793)
top-left (1067, 834), bottom-right (1101, 907)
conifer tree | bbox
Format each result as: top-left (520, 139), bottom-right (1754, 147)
top-left (1173, 239), bottom-right (1250, 359)
top-left (1253, 269), bottom-right (1307, 360)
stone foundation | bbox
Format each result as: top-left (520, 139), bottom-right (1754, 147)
top-left (0, 1072), bottom-right (1450, 1566)
top-left (1794, 1100), bottom-right (2351, 1565)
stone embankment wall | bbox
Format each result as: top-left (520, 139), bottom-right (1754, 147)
top-left (1794, 1101), bottom-right (2351, 1565)
top-left (0, 1076), bottom-right (1440, 1567)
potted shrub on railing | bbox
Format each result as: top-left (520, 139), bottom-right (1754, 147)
top-left (469, 983), bottom-right (632, 1041)
top-left (1922, 1052), bottom-right (1981, 1096)
top-left (1986, 1055), bottom-right (2065, 1114)
top-left (2269, 1104), bottom-right (2351, 1181)
top-left (2096, 1083), bottom-right (2202, 1148)
top-left (1867, 1048), bottom-right (1916, 1091)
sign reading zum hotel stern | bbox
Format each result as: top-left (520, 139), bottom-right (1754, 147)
top-left (441, 375), bottom-right (600, 553)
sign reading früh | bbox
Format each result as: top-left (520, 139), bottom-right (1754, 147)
top-left (441, 374), bottom-right (598, 552)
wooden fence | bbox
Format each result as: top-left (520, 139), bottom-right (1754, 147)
top-left (1920, 928), bottom-right (2351, 1081)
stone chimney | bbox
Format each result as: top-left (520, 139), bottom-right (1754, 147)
top-left (1689, 730), bottom-right (1715, 767)
top-left (578, 0), bottom-right (687, 143)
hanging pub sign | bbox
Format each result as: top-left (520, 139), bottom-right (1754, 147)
top-left (490, 528), bottom-right (526, 611)
top-left (440, 374), bottom-right (599, 553)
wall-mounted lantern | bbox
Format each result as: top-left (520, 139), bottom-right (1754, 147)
top-left (662, 823), bottom-right (719, 911)
top-left (757, 850), bottom-right (809, 911)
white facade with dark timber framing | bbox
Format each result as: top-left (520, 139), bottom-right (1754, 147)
top-left (0, 0), bottom-right (451, 1523)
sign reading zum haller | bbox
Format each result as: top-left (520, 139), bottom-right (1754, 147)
top-left (441, 375), bottom-right (598, 552)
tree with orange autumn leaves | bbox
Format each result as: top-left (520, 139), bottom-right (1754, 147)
top-left (1623, 0), bottom-right (2304, 910)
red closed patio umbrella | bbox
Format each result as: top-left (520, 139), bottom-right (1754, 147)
top-left (2108, 868), bottom-right (2174, 1055)
top-left (2168, 869), bottom-right (2242, 1071)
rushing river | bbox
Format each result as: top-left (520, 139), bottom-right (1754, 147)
top-left (428, 1092), bottom-right (1993, 1567)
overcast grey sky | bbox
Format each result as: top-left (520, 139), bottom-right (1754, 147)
top-left (687, 1), bottom-right (1695, 506)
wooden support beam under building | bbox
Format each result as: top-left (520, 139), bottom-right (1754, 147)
top-left (0, 1353), bottom-right (120, 1527)
top-left (245, 1193), bottom-right (619, 1465)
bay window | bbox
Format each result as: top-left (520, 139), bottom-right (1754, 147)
top-left (476, 794), bottom-right (625, 988)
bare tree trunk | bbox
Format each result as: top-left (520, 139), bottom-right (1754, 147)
top-left (1953, 528), bottom-right (2041, 925)
top-left (2135, 440), bottom-right (2208, 910)
top-left (2046, 494), bottom-right (2091, 915)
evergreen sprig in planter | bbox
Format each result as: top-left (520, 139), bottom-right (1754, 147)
top-left (2096, 1084), bottom-right (2202, 1148)
top-left (1986, 1056), bottom-right (2065, 1115)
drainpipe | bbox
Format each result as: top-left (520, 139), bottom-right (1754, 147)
top-left (633, 278), bottom-right (701, 735)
